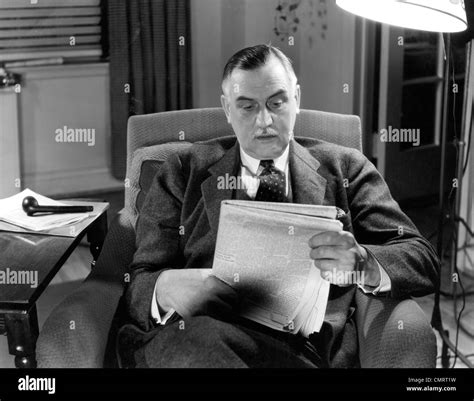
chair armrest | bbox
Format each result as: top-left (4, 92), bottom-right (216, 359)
top-left (354, 290), bottom-right (437, 368)
top-left (37, 210), bottom-right (136, 368)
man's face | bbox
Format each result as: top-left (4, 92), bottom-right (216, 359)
top-left (221, 56), bottom-right (301, 160)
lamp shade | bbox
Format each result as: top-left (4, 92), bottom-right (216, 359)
top-left (336, 0), bottom-right (467, 32)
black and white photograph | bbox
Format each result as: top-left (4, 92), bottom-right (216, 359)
top-left (0, 0), bottom-right (473, 400)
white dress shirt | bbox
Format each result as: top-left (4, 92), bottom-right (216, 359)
top-left (239, 144), bottom-right (290, 198)
top-left (151, 144), bottom-right (391, 324)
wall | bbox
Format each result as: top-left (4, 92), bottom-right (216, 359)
top-left (191, 0), bottom-right (223, 108)
top-left (4, 1), bottom-right (360, 198)
top-left (191, 0), bottom-right (358, 115)
top-left (0, 87), bottom-right (21, 197)
top-left (10, 62), bottom-right (121, 196)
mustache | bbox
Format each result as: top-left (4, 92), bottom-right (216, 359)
top-left (254, 129), bottom-right (278, 137)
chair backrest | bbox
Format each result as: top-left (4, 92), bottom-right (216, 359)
top-left (125, 107), bottom-right (362, 222)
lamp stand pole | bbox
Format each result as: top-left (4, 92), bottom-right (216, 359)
top-left (431, 34), bottom-right (474, 369)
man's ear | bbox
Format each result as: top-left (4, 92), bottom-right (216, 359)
top-left (220, 94), bottom-right (232, 123)
top-left (295, 84), bottom-right (301, 114)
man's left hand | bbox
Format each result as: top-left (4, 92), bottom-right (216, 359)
top-left (308, 231), bottom-right (380, 287)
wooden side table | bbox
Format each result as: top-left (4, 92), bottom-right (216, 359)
top-left (0, 207), bottom-right (107, 368)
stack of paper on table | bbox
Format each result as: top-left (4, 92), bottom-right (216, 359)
top-left (0, 189), bottom-right (109, 238)
top-left (211, 200), bottom-right (344, 337)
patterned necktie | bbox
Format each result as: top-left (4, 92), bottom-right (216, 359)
top-left (255, 160), bottom-right (287, 202)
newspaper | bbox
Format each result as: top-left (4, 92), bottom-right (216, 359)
top-left (212, 200), bottom-right (344, 337)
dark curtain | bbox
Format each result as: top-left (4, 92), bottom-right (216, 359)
top-left (107, 0), bottom-right (192, 180)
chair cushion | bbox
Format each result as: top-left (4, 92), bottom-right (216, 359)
top-left (125, 141), bottom-right (192, 224)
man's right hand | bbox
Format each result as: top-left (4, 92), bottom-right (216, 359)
top-left (155, 269), bottom-right (239, 320)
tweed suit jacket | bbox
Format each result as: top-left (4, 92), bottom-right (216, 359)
top-left (125, 135), bottom-right (439, 367)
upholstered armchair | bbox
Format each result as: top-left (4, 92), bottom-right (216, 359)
top-left (36, 108), bottom-right (437, 368)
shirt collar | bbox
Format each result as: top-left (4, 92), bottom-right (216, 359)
top-left (239, 142), bottom-right (290, 175)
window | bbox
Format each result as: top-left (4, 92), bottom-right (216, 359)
top-left (0, 0), bottom-right (104, 63)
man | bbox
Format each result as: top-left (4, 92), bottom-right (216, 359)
top-left (124, 44), bottom-right (439, 368)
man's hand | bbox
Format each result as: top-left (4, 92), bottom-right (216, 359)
top-left (308, 231), bottom-right (380, 287)
top-left (155, 269), bottom-right (239, 320)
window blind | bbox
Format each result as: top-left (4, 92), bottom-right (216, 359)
top-left (0, 0), bottom-right (103, 62)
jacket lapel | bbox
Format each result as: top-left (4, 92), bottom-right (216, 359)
top-left (201, 141), bottom-right (241, 234)
top-left (289, 139), bottom-right (327, 205)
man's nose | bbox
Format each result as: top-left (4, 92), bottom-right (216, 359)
top-left (256, 107), bottom-right (272, 128)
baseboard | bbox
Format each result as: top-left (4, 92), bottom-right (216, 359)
top-left (23, 167), bottom-right (123, 197)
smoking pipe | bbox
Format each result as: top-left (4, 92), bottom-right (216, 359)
top-left (22, 196), bottom-right (93, 216)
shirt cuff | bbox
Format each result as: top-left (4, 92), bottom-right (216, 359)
top-left (358, 250), bottom-right (391, 295)
top-left (150, 277), bottom-right (177, 325)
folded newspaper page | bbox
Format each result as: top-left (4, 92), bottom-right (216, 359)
top-left (0, 189), bottom-right (108, 237)
top-left (0, 189), bottom-right (90, 231)
top-left (212, 200), bottom-right (344, 337)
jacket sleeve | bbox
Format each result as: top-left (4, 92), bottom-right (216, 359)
top-left (345, 149), bottom-right (440, 299)
top-left (126, 153), bottom-right (186, 331)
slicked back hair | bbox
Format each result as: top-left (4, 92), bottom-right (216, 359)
top-left (222, 44), bottom-right (297, 89)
